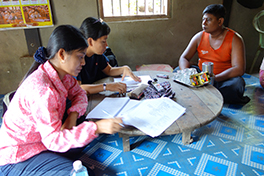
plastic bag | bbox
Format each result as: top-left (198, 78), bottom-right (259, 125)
top-left (143, 81), bottom-right (175, 99)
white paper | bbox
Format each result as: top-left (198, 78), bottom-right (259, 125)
top-left (114, 75), bottom-right (152, 87)
top-left (116, 99), bottom-right (141, 117)
top-left (122, 97), bottom-right (186, 137)
top-left (86, 97), bottom-right (130, 119)
top-left (86, 96), bottom-right (186, 138)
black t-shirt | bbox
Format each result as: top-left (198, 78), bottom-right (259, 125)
top-left (77, 54), bottom-right (109, 84)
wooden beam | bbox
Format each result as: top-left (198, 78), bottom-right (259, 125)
top-left (24, 28), bottom-right (42, 56)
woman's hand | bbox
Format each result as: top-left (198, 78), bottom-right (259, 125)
top-left (60, 111), bottom-right (78, 130)
top-left (95, 118), bottom-right (124, 134)
top-left (105, 82), bottom-right (127, 94)
top-left (121, 66), bottom-right (141, 82)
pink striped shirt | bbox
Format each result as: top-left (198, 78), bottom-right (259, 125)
top-left (0, 61), bottom-right (98, 165)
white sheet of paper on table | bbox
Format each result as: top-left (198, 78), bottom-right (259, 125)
top-left (122, 97), bottom-right (186, 137)
top-left (86, 97), bottom-right (131, 119)
top-left (116, 99), bottom-right (141, 117)
top-left (86, 96), bottom-right (186, 138)
top-left (113, 75), bottom-right (152, 87)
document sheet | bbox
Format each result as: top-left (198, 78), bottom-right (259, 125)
top-left (86, 96), bottom-right (186, 138)
top-left (86, 97), bottom-right (133, 119)
top-left (122, 97), bottom-right (186, 137)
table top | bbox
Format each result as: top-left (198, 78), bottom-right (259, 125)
top-left (86, 71), bottom-right (224, 136)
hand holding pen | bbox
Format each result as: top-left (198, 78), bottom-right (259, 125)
top-left (102, 110), bottom-right (125, 127)
top-left (94, 118), bottom-right (124, 135)
top-left (113, 88), bottom-right (133, 97)
top-left (103, 82), bottom-right (127, 94)
top-left (94, 110), bottom-right (124, 135)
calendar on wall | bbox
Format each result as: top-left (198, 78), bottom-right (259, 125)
top-left (0, 0), bottom-right (53, 30)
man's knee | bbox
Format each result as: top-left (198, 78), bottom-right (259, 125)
top-left (216, 76), bottom-right (248, 104)
top-left (228, 77), bottom-right (245, 92)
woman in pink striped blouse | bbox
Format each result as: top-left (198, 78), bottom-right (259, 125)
top-left (0, 25), bottom-right (123, 176)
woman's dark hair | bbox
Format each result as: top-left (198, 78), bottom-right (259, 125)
top-left (46, 25), bottom-right (88, 59)
top-left (202, 4), bottom-right (226, 19)
top-left (20, 25), bottom-right (88, 84)
top-left (80, 17), bottom-right (110, 40)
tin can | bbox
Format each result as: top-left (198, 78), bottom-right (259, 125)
top-left (202, 62), bottom-right (214, 74)
top-left (202, 62), bottom-right (214, 85)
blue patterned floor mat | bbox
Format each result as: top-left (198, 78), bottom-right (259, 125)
top-left (1, 74), bottom-right (263, 176)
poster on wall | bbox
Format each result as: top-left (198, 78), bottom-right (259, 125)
top-left (0, 0), bottom-right (53, 30)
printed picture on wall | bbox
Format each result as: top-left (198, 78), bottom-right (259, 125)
top-left (0, 0), bottom-right (53, 30)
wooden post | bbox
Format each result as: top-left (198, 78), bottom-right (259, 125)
top-left (24, 28), bottom-right (42, 56)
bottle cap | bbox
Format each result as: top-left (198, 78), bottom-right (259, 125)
top-left (73, 160), bottom-right (82, 171)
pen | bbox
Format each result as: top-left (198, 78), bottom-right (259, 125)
top-left (113, 92), bottom-right (122, 95)
top-left (112, 89), bottom-right (133, 95)
top-left (102, 110), bottom-right (125, 127)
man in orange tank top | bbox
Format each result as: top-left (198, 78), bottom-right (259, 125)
top-left (175, 4), bottom-right (250, 104)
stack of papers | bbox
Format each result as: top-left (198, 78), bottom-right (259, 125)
top-left (86, 97), bottom-right (186, 137)
top-left (86, 97), bottom-right (139, 119)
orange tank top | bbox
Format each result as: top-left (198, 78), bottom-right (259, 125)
top-left (197, 28), bottom-right (235, 75)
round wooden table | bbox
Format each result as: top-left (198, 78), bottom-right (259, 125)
top-left (86, 71), bottom-right (223, 152)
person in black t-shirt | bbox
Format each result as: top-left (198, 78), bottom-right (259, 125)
top-left (77, 17), bottom-right (141, 95)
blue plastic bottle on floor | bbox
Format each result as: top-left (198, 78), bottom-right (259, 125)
top-left (70, 160), bottom-right (89, 176)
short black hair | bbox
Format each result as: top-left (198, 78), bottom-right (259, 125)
top-left (80, 17), bottom-right (111, 40)
top-left (203, 4), bottom-right (226, 19)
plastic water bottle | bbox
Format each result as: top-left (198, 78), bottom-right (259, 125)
top-left (70, 160), bottom-right (89, 176)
